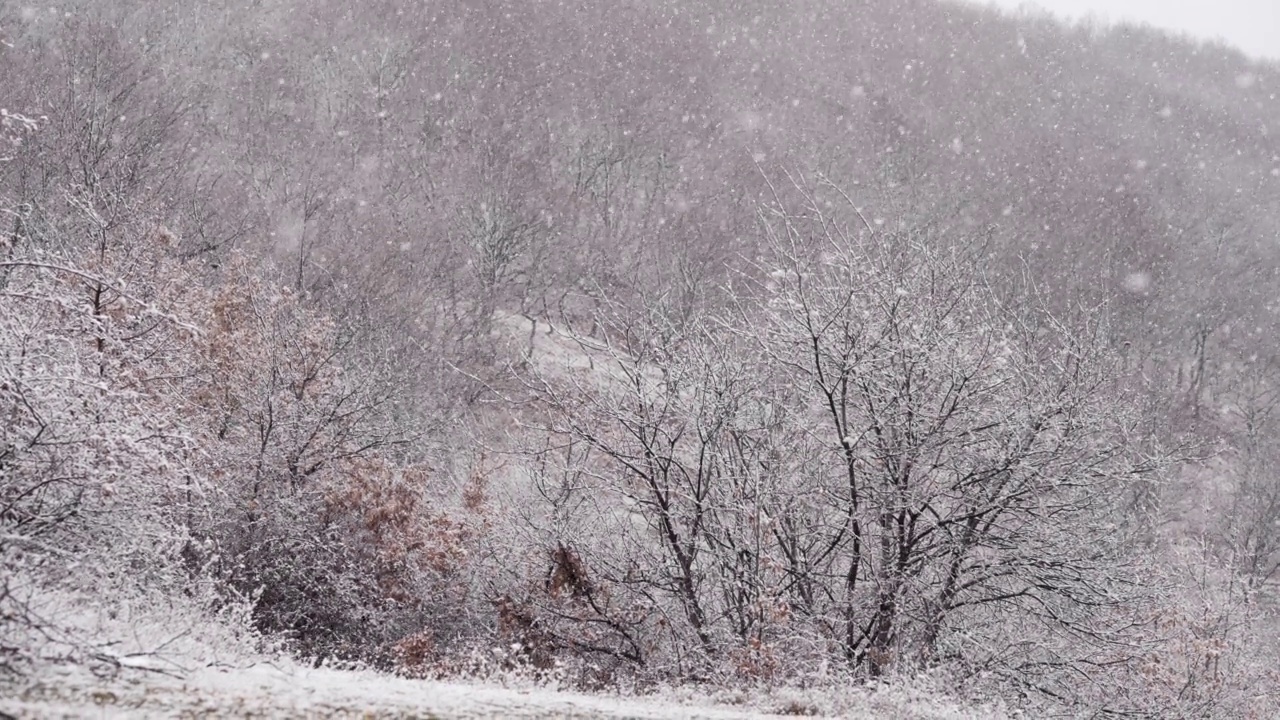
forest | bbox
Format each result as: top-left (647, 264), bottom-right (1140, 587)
top-left (2, 0), bottom-right (1279, 716)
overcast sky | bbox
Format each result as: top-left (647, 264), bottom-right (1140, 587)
top-left (975, 0), bottom-right (1280, 61)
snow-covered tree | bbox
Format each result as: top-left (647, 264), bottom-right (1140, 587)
top-left (512, 179), bottom-right (1172, 709)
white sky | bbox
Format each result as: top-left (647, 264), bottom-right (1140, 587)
top-left (976, 0), bottom-right (1280, 61)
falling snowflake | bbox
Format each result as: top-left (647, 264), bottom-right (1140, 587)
top-left (1122, 272), bottom-right (1151, 294)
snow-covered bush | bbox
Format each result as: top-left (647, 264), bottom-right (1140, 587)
top-left (0, 186), bottom-right (479, 673)
top-left (0, 189), bottom-right (205, 674)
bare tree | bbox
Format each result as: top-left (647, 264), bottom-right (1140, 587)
top-left (511, 175), bottom-right (1167, 705)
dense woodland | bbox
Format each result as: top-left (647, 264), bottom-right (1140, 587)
top-left (2, 0), bottom-right (1280, 716)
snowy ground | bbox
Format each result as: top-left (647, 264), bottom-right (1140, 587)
top-left (0, 581), bottom-right (1002, 719)
top-left (1, 661), bottom-right (1001, 719)
top-left (4, 662), bottom-right (766, 719)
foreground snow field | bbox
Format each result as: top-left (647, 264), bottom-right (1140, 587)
top-left (3, 664), bottom-right (776, 719)
top-left (0, 585), bottom-right (997, 719)
top-left (1, 662), bottom-right (999, 719)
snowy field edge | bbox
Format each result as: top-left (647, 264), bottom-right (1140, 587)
top-left (0, 661), bottom-right (1003, 720)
